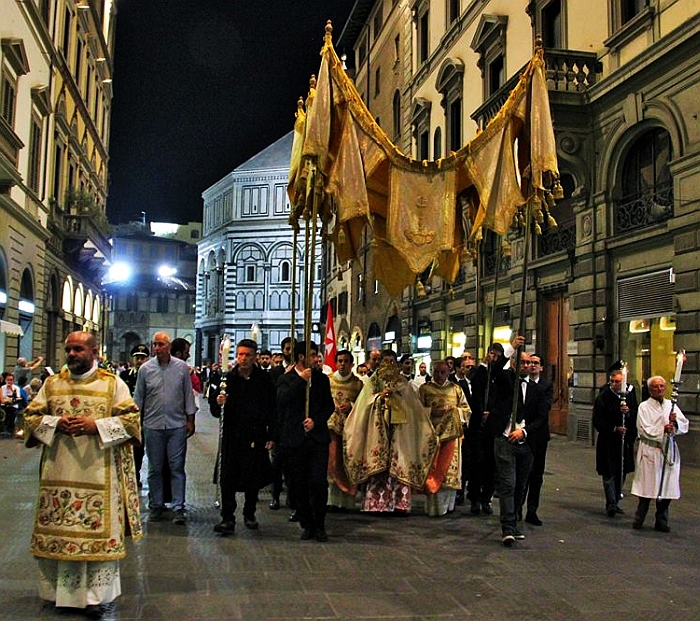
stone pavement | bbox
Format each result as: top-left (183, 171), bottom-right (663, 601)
top-left (3, 405), bottom-right (700, 621)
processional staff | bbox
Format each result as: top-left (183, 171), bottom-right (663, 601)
top-left (658, 351), bottom-right (685, 499)
top-left (618, 360), bottom-right (629, 501)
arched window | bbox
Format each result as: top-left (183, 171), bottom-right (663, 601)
top-left (62, 279), bottom-right (73, 312)
top-left (392, 90), bottom-right (401, 141)
top-left (18, 268), bottom-right (36, 358)
top-left (435, 58), bottom-right (464, 153)
top-left (280, 260), bottom-right (291, 282)
top-left (433, 128), bottom-right (442, 160)
top-left (615, 127), bottom-right (673, 234)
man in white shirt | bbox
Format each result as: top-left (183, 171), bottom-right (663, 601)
top-left (631, 376), bottom-right (689, 532)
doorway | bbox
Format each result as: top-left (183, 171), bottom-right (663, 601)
top-left (542, 293), bottom-right (570, 435)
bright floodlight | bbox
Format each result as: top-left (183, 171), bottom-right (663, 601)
top-left (105, 262), bottom-right (132, 284)
top-left (158, 265), bottom-right (177, 278)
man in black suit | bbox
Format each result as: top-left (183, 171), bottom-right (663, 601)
top-left (465, 344), bottom-right (505, 516)
top-left (521, 353), bottom-right (553, 526)
top-left (276, 341), bottom-right (334, 542)
top-left (484, 348), bottom-right (548, 546)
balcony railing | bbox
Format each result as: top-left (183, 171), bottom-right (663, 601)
top-left (482, 252), bottom-right (511, 278)
top-left (614, 183), bottom-right (674, 234)
top-left (543, 49), bottom-right (601, 92)
top-left (538, 223), bottom-right (576, 257)
top-left (472, 49), bottom-right (602, 129)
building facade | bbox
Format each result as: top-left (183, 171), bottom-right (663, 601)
top-left (333, 1), bottom-right (699, 456)
top-left (196, 132), bottom-right (321, 368)
top-left (1, 0), bottom-right (116, 372)
top-left (104, 219), bottom-right (199, 364)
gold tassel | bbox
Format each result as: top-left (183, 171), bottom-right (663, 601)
top-left (547, 213), bottom-right (558, 230)
top-left (416, 280), bottom-right (427, 298)
top-left (552, 177), bottom-right (564, 200)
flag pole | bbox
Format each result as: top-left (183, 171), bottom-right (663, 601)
top-left (482, 233), bottom-right (503, 411)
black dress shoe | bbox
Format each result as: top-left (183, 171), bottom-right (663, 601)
top-left (269, 498), bottom-right (280, 510)
top-left (654, 522), bottom-right (671, 533)
top-left (525, 512), bottom-right (543, 526)
top-left (244, 517), bottom-right (259, 530)
top-left (288, 510), bottom-right (299, 522)
top-left (470, 502), bottom-right (481, 515)
top-left (315, 529), bottom-right (328, 542)
top-left (300, 528), bottom-right (315, 540)
top-left (481, 503), bottom-right (493, 515)
top-left (213, 520), bottom-right (236, 535)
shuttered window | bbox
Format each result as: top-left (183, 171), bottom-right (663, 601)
top-left (618, 268), bottom-right (674, 321)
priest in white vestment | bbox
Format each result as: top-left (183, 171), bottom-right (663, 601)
top-left (631, 375), bottom-right (688, 532)
top-left (24, 331), bottom-right (141, 618)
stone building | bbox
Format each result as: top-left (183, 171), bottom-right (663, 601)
top-left (333, 1), bottom-right (699, 455)
top-left (196, 132), bottom-right (321, 368)
top-left (103, 219), bottom-right (199, 364)
top-left (1, 0), bottom-right (115, 372)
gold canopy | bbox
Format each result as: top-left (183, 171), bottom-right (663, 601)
top-left (288, 22), bottom-right (561, 297)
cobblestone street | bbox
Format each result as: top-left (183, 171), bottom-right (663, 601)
top-left (3, 404), bottom-right (700, 620)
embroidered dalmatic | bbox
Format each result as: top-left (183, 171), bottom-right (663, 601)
top-left (418, 381), bottom-right (469, 516)
top-left (327, 371), bottom-right (364, 508)
top-left (343, 367), bottom-right (437, 512)
top-left (23, 367), bottom-right (141, 608)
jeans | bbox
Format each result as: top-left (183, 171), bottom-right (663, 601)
top-left (145, 426), bottom-right (188, 511)
top-left (602, 474), bottom-right (625, 511)
top-left (494, 436), bottom-right (533, 534)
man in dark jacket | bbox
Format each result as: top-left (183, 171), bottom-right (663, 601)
top-left (483, 346), bottom-right (548, 547)
top-left (210, 338), bottom-right (276, 535)
top-left (277, 340), bottom-right (334, 542)
top-left (592, 363), bottom-right (638, 517)
top-left (521, 353), bottom-right (553, 526)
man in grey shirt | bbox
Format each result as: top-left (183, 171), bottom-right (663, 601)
top-left (134, 332), bottom-right (197, 524)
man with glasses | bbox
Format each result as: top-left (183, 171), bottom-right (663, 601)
top-left (520, 354), bottom-right (553, 526)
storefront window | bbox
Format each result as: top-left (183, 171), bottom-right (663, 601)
top-left (620, 315), bottom-right (676, 397)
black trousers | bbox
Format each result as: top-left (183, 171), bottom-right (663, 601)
top-left (220, 487), bottom-right (259, 523)
top-left (283, 439), bottom-right (329, 532)
top-left (524, 436), bottom-right (549, 515)
top-left (466, 428), bottom-right (496, 505)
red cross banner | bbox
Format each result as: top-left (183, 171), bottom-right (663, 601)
top-left (324, 301), bottom-right (337, 372)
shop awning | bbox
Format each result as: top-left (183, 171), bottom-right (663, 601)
top-left (0, 320), bottom-right (24, 336)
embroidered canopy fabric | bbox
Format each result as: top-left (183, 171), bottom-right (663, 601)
top-left (288, 24), bottom-right (560, 297)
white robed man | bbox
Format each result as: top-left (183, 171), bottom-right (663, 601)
top-left (418, 360), bottom-right (469, 516)
top-left (631, 375), bottom-right (689, 532)
top-left (343, 349), bottom-right (437, 513)
top-left (327, 349), bottom-right (364, 510)
top-left (23, 331), bottom-right (141, 619)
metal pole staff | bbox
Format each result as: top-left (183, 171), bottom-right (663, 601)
top-left (658, 351), bottom-right (684, 499)
top-left (482, 234), bottom-right (503, 412)
top-left (619, 361), bottom-right (628, 502)
top-left (509, 197), bottom-right (532, 430)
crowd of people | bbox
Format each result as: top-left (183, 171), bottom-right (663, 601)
top-left (12, 331), bottom-right (689, 618)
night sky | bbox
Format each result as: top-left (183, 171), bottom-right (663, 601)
top-left (107, 0), bottom-right (355, 224)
